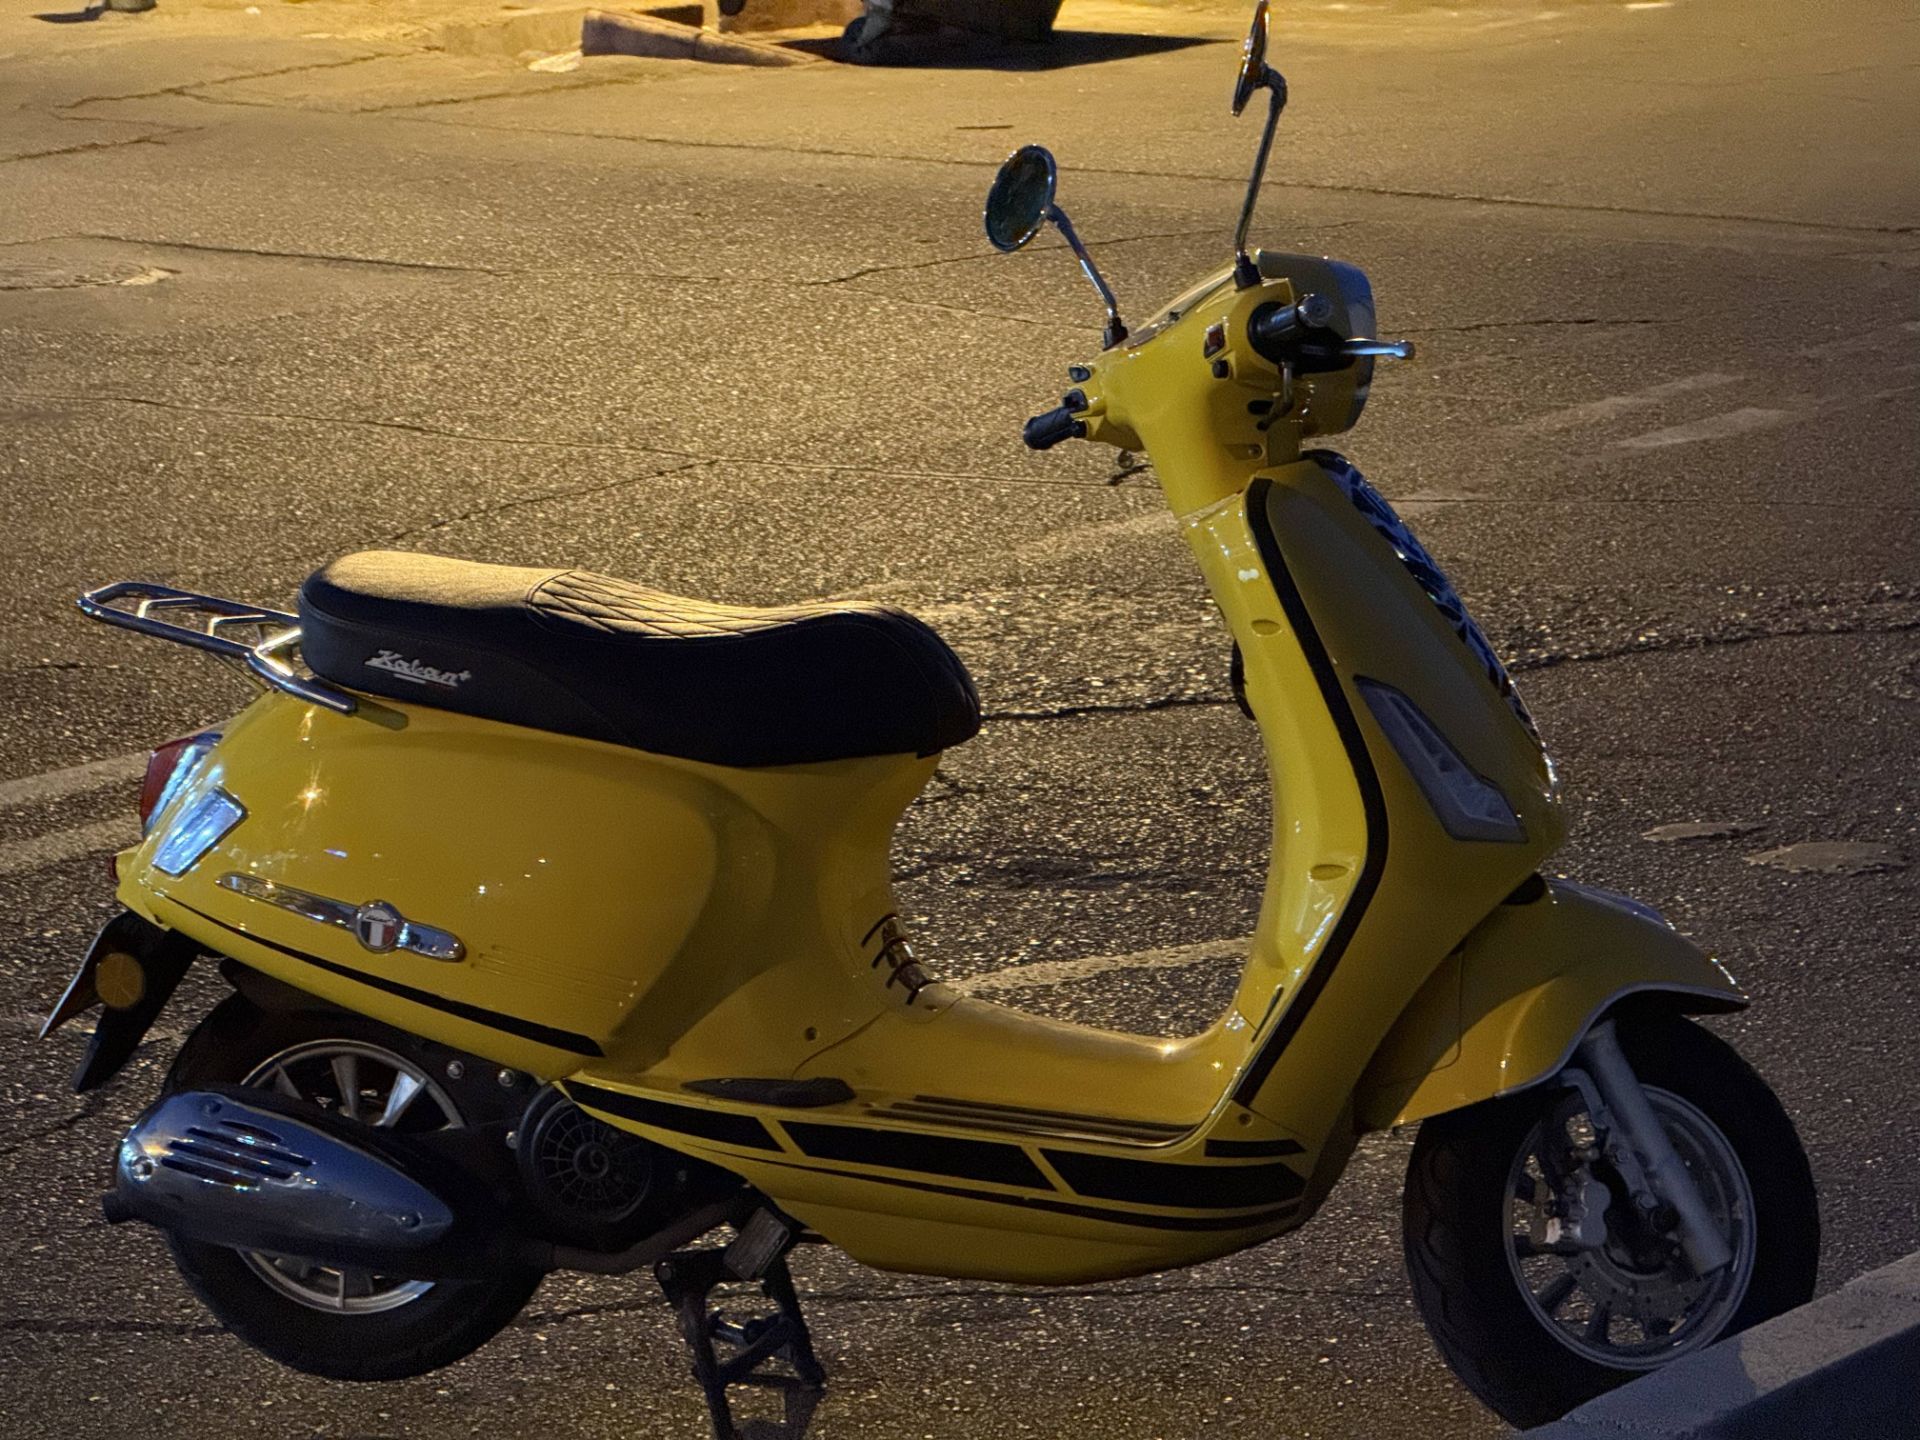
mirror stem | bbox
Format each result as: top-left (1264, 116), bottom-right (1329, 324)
top-left (1048, 205), bottom-right (1128, 348)
top-left (1233, 71), bottom-right (1287, 287)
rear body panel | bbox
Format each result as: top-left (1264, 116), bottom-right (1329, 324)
top-left (121, 693), bottom-right (925, 1080)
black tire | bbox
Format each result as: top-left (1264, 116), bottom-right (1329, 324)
top-left (163, 996), bottom-right (543, 1381)
top-left (1402, 1012), bottom-right (1818, 1427)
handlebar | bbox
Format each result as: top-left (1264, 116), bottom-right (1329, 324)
top-left (1021, 300), bottom-right (1415, 451)
top-left (1246, 292), bottom-right (1334, 355)
top-left (1024, 389), bottom-right (1090, 451)
top-left (1247, 292), bottom-right (1415, 368)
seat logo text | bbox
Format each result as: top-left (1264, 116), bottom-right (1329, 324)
top-left (364, 650), bottom-right (473, 689)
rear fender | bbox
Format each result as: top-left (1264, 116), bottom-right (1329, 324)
top-left (42, 910), bottom-right (198, 1093)
top-left (1354, 878), bottom-right (1746, 1131)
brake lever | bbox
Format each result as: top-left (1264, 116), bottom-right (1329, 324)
top-left (1340, 338), bottom-right (1415, 361)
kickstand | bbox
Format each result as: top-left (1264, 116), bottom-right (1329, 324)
top-left (655, 1215), bottom-right (825, 1440)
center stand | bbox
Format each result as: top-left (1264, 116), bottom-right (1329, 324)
top-left (654, 1208), bottom-right (827, 1439)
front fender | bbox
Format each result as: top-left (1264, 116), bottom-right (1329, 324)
top-left (1354, 879), bottom-right (1745, 1131)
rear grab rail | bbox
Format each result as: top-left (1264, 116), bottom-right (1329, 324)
top-left (77, 581), bottom-right (358, 715)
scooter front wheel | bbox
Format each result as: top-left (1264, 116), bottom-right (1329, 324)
top-left (162, 997), bottom-right (543, 1380)
top-left (1402, 1012), bottom-right (1818, 1427)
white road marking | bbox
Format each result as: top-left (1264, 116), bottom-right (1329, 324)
top-left (0, 817), bottom-right (139, 879)
top-left (956, 936), bottom-right (1248, 995)
top-left (0, 752), bottom-right (144, 812)
top-left (1798, 319), bottom-right (1920, 361)
top-left (1615, 406), bottom-right (1795, 449)
top-left (1520, 371), bottom-right (1746, 433)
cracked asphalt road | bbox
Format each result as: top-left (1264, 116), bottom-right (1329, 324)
top-left (0, 0), bottom-right (1916, 1435)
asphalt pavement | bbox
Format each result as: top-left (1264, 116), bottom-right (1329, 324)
top-left (0, 0), bottom-right (1915, 1435)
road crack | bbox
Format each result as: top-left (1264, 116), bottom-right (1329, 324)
top-left (388, 115), bottom-right (1920, 242)
top-left (70, 233), bottom-right (493, 274)
top-left (0, 130), bottom-right (188, 168)
top-left (0, 1094), bottom-right (110, 1163)
top-left (1404, 316), bottom-right (1660, 334)
top-left (374, 459), bottom-right (704, 543)
top-left (3, 388), bottom-right (1114, 492)
top-left (1511, 614), bottom-right (1920, 673)
top-left (811, 228), bottom-right (1220, 287)
top-left (7, 234), bottom-right (1083, 329)
top-left (54, 52), bottom-right (394, 114)
top-left (984, 693), bottom-right (1231, 722)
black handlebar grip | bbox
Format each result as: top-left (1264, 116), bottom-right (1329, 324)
top-left (1247, 292), bottom-right (1337, 363)
top-left (1023, 405), bottom-right (1088, 451)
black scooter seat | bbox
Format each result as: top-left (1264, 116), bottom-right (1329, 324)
top-left (299, 551), bottom-right (981, 768)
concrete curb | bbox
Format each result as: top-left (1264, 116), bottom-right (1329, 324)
top-left (582, 8), bottom-right (817, 65)
top-left (1523, 1251), bottom-right (1920, 1438)
top-left (433, 4), bottom-right (816, 66)
top-left (433, 5), bottom-right (589, 58)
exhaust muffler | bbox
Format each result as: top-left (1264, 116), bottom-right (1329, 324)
top-left (106, 1087), bottom-right (540, 1279)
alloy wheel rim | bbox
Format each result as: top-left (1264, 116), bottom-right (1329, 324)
top-left (1504, 1085), bottom-right (1756, 1369)
top-left (237, 1038), bottom-right (463, 1315)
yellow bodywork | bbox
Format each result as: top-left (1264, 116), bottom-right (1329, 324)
top-left (115, 255), bottom-right (1742, 1285)
top-left (1353, 879), bottom-right (1744, 1130)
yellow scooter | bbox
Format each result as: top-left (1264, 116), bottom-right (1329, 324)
top-left (52, 4), bottom-right (1817, 1432)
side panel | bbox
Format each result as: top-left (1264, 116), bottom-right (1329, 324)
top-left (1353, 879), bottom-right (1747, 1131)
top-left (1218, 464), bottom-right (1564, 1139)
top-left (123, 692), bottom-right (929, 1082)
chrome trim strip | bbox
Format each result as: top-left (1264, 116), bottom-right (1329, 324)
top-left (216, 873), bottom-right (465, 962)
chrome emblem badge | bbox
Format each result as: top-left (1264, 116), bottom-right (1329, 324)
top-left (216, 874), bottom-right (466, 962)
top-left (354, 901), bottom-right (403, 954)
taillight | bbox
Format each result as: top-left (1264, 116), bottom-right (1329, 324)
top-left (139, 733), bottom-right (220, 834)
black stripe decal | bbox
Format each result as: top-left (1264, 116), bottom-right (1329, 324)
top-left (747, 1155), bottom-right (1301, 1234)
top-left (783, 1121), bottom-right (1048, 1189)
top-left (567, 1081), bottom-right (781, 1152)
top-left (879, 1105), bottom-right (1183, 1145)
top-left (1204, 1137), bottom-right (1306, 1158)
top-left (1232, 470), bottom-right (1391, 1108)
top-left (904, 1095), bottom-right (1188, 1137)
top-left (1045, 1150), bottom-right (1307, 1209)
top-left (176, 903), bottom-right (604, 1056)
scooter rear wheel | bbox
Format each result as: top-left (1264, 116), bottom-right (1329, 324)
top-left (1401, 1011), bottom-right (1818, 1427)
top-left (162, 997), bottom-right (543, 1380)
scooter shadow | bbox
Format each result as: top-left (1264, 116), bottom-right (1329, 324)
top-left (33, 5), bottom-right (106, 21)
top-left (783, 28), bottom-right (1220, 70)
top-left (729, 1374), bottom-right (825, 1439)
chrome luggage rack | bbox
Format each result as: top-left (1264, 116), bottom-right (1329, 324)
top-left (77, 582), bottom-right (358, 715)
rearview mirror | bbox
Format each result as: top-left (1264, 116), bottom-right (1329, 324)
top-left (1232, 0), bottom-right (1272, 116)
top-left (1230, 0), bottom-right (1287, 285)
top-left (983, 145), bottom-right (1058, 253)
top-left (983, 144), bottom-right (1129, 348)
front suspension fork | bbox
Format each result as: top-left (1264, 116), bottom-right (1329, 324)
top-left (1567, 1019), bottom-right (1734, 1277)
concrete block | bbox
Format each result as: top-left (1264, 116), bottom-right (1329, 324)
top-left (434, 6), bottom-right (589, 58)
top-left (1525, 1251), bottom-right (1920, 1438)
top-left (582, 8), bottom-right (696, 58)
top-left (581, 8), bottom-right (815, 64)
